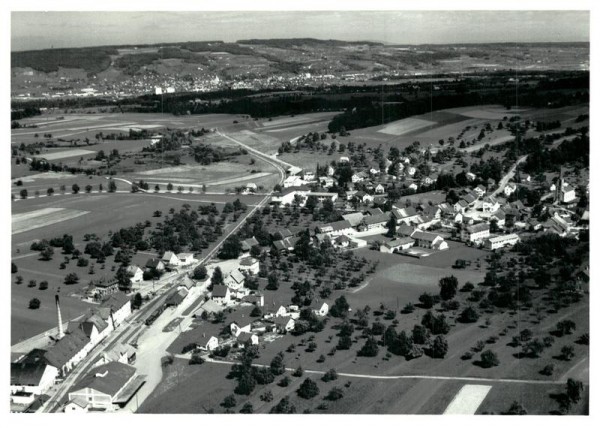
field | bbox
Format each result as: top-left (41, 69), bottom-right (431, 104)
top-left (12, 207), bottom-right (90, 234)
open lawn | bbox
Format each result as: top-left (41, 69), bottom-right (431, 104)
top-left (378, 118), bottom-right (436, 136)
top-left (36, 149), bottom-right (96, 161)
top-left (12, 207), bottom-right (90, 234)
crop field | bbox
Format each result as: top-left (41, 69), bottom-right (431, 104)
top-left (34, 148), bottom-right (96, 161)
top-left (12, 207), bottom-right (90, 234)
top-left (377, 118), bottom-right (436, 136)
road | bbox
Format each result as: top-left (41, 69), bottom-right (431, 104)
top-left (490, 155), bottom-right (528, 198)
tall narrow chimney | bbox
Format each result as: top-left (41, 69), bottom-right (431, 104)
top-left (55, 295), bottom-right (64, 340)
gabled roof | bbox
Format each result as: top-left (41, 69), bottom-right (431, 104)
top-left (145, 258), bottom-right (164, 269)
top-left (212, 284), bottom-right (230, 298)
top-left (239, 256), bottom-right (258, 266)
top-left (79, 314), bottom-right (109, 337)
top-left (241, 237), bottom-right (260, 251)
top-left (126, 265), bottom-right (142, 275)
top-left (70, 361), bottom-right (136, 397)
top-left (483, 196), bottom-right (498, 204)
top-left (161, 251), bottom-right (176, 261)
top-left (411, 230), bottom-right (442, 242)
top-left (229, 270), bottom-right (246, 284)
top-left (236, 332), bottom-right (256, 344)
top-left (366, 208), bottom-right (384, 216)
top-left (384, 237), bottom-right (415, 248)
top-left (272, 229), bottom-right (293, 239)
top-left (11, 351), bottom-right (51, 386)
top-left (43, 329), bottom-right (91, 369)
top-left (326, 220), bottom-right (353, 232)
top-left (227, 306), bottom-right (255, 327)
top-left (456, 200), bottom-right (469, 208)
top-left (363, 213), bottom-right (390, 225)
top-left (342, 212), bottom-right (365, 227)
top-left (392, 206), bottom-right (418, 219)
top-left (466, 223), bottom-right (490, 233)
top-left (100, 292), bottom-right (130, 313)
top-left (463, 194), bottom-right (477, 204)
top-left (398, 224), bottom-right (416, 237)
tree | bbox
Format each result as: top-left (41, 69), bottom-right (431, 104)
top-left (132, 292), bottom-right (143, 309)
top-left (239, 403), bottom-right (253, 414)
top-left (221, 394), bottom-right (237, 409)
top-left (459, 306), bottom-right (479, 323)
top-left (39, 280), bottom-right (49, 290)
top-left (555, 320), bottom-right (576, 336)
top-left (566, 378), bottom-right (583, 404)
top-left (411, 325), bottom-right (430, 345)
top-left (357, 336), bottom-right (379, 357)
top-left (47, 187), bottom-right (54, 196)
top-left (418, 292), bottom-right (435, 309)
top-left (479, 350), bottom-right (499, 368)
top-left (64, 272), bottom-right (79, 284)
top-left (11, 262), bottom-right (17, 274)
top-left (72, 183), bottom-right (80, 194)
top-left (386, 216), bottom-right (396, 237)
top-left (322, 368), bottom-right (338, 382)
top-left (297, 378), bottom-right (319, 399)
top-left (330, 295), bottom-right (350, 318)
top-left (108, 179), bottom-right (117, 193)
top-left (270, 352), bottom-right (286, 376)
top-left (28, 298), bottom-right (41, 309)
top-left (219, 235), bottom-right (243, 259)
top-left (560, 345), bottom-right (575, 361)
top-left (20, 189), bottom-right (28, 199)
top-left (167, 183), bottom-right (174, 191)
top-left (326, 387), bottom-right (344, 401)
top-left (504, 401), bottom-right (527, 415)
top-left (16, 275), bottom-right (23, 285)
top-left (292, 366), bottom-right (304, 377)
top-left (337, 335), bottom-right (352, 350)
top-left (235, 372), bottom-right (256, 395)
top-left (522, 338), bottom-right (545, 358)
top-left (116, 266), bottom-right (132, 290)
top-left (270, 396), bottom-right (296, 414)
top-left (439, 275), bottom-right (458, 301)
top-left (28, 280), bottom-right (37, 288)
top-left (210, 267), bottom-right (224, 287)
top-left (431, 335), bottom-right (448, 358)
top-left (192, 265), bottom-right (208, 280)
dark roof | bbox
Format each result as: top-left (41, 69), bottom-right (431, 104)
top-left (11, 352), bottom-right (50, 386)
top-left (363, 213), bottom-right (390, 225)
top-left (392, 206), bottom-right (418, 219)
top-left (166, 289), bottom-right (188, 306)
top-left (70, 362), bottom-right (136, 397)
top-left (411, 230), bottom-right (442, 242)
top-left (79, 314), bottom-right (109, 337)
top-left (145, 258), bottom-right (164, 269)
top-left (43, 329), bottom-right (91, 369)
top-left (227, 306), bottom-right (255, 327)
top-left (321, 220), bottom-right (352, 232)
top-left (241, 237), bottom-right (260, 251)
top-left (100, 292), bottom-right (131, 313)
top-left (385, 237), bottom-right (415, 247)
top-left (272, 229), bottom-right (293, 239)
top-left (398, 224), bottom-right (416, 237)
top-left (239, 257), bottom-right (258, 266)
top-left (466, 223), bottom-right (490, 233)
top-left (212, 284), bottom-right (229, 298)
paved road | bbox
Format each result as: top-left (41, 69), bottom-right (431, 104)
top-left (490, 155), bottom-right (528, 198)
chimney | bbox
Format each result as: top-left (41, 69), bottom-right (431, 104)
top-left (109, 308), bottom-right (116, 331)
top-left (55, 295), bottom-right (64, 340)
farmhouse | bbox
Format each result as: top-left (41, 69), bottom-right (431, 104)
top-left (95, 343), bottom-right (137, 367)
top-left (461, 222), bottom-right (491, 243)
top-left (504, 183), bottom-right (517, 196)
top-left (236, 332), bottom-right (259, 347)
top-left (65, 362), bottom-right (144, 413)
top-left (342, 212), bottom-right (365, 227)
top-left (176, 253), bottom-right (195, 266)
top-left (454, 200), bottom-right (469, 213)
top-left (351, 171), bottom-right (369, 183)
top-left (225, 270), bottom-right (246, 290)
top-left (97, 292), bottom-right (132, 327)
top-left (380, 237), bottom-right (415, 253)
top-left (211, 285), bottom-right (231, 305)
top-left (271, 316), bottom-right (295, 334)
top-left (474, 185), bottom-right (487, 197)
top-left (311, 302), bottom-right (329, 317)
top-left (481, 196), bottom-right (500, 213)
top-left (283, 175), bottom-right (304, 188)
top-left (272, 236), bottom-right (298, 253)
top-left (484, 234), bottom-right (520, 250)
top-left (229, 309), bottom-right (254, 336)
top-left (125, 266), bottom-right (144, 283)
top-left (411, 230), bottom-right (449, 250)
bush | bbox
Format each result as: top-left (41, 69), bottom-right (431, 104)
top-left (64, 272), bottom-right (79, 284)
top-left (459, 306), bottom-right (479, 323)
top-left (29, 298), bottom-right (41, 309)
top-left (260, 390), bottom-right (274, 402)
top-left (478, 350), bottom-right (499, 368)
top-left (270, 396), bottom-right (296, 414)
top-left (221, 394), bottom-right (237, 409)
top-left (11, 262), bottom-right (17, 274)
top-left (292, 366), bottom-right (303, 377)
top-left (278, 376), bottom-right (291, 387)
top-left (357, 337), bottom-right (379, 357)
top-left (239, 403), bottom-right (253, 414)
top-left (190, 353), bottom-right (205, 365)
top-left (39, 281), bottom-right (49, 290)
top-left (540, 364), bottom-right (555, 376)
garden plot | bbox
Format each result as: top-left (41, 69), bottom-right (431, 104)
top-left (12, 207), bottom-right (89, 234)
top-left (378, 118), bottom-right (436, 136)
top-left (443, 384), bottom-right (493, 414)
top-left (38, 149), bottom-right (96, 160)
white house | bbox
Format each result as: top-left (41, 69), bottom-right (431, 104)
top-left (271, 316), bottom-right (295, 334)
top-left (504, 183), bottom-right (517, 196)
top-left (406, 167), bottom-right (416, 176)
top-left (98, 292), bottom-right (132, 328)
top-left (212, 285), bottom-right (231, 305)
top-left (225, 270), bottom-right (246, 290)
top-left (311, 302), bottom-right (329, 317)
top-left (339, 156), bottom-right (350, 164)
top-left (484, 234), bottom-right (520, 250)
top-left (246, 183), bottom-right (258, 193)
top-left (474, 185), bottom-right (487, 197)
top-left (161, 251), bottom-right (179, 266)
top-left (11, 352), bottom-right (59, 405)
top-left (125, 266), bottom-right (144, 283)
top-left (65, 362), bottom-right (142, 413)
top-left (302, 171), bottom-right (316, 181)
top-left (482, 196), bottom-right (500, 213)
top-left (176, 253), bottom-right (195, 266)
top-left (236, 332), bottom-right (259, 347)
top-left (466, 172), bottom-right (476, 182)
top-left (560, 184), bottom-right (577, 203)
top-left (316, 220), bottom-right (354, 237)
top-left (319, 176), bottom-right (335, 188)
top-left (283, 175), bottom-right (304, 188)
top-left (461, 223), bottom-right (491, 243)
top-left (380, 237), bottom-right (415, 253)
top-left (408, 183), bottom-right (418, 191)
top-left (411, 230), bottom-right (449, 251)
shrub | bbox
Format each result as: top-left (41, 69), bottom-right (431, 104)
top-left (297, 378), bottom-right (319, 399)
top-left (321, 369), bottom-right (338, 382)
top-left (28, 298), bottom-right (41, 309)
top-left (478, 350), bottom-right (499, 368)
top-left (326, 387), bottom-right (344, 401)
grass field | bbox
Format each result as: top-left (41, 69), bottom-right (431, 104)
top-left (12, 207), bottom-right (89, 234)
top-left (378, 118), bottom-right (436, 136)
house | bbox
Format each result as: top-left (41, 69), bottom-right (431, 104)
top-left (521, 174), bottom-right (531, 183)
top-left (549, 183), bottom-right (557, 192)
top-left (560, 184), bottom-right (577, 204)
top-left (271, 229), bottom-right (294, 241)
top-left (302, 171), bottom-right (316, 181)
top-left (271, 186), bottom-right (310, 205)
top-left (461, 223), bottom-right (491, 243)
top-left (362, 213), bottom-right (390, 230)
top-left (406, 167), bottom-right (416, 176)
top-left (454, 200), bottom-right (469, 213)
top-left (226, 270), bottom-right (246, 290)
top-left (527, 218), bottom-right (543, 231)
top-left (333, 235), bottom-right (351, 248)
top-left (228, 309), bottom-right (254, 336)
top-left (145, 258), bottom-right (165, 272)
top-left (78, 314), bottom-right (110, 347)
top-left (271, 316), bottom-right (295, 334)
top-left (380, 237), bottom-right (415, 253)
top-left (490, 209), bottom-right (506, 227)
top-left (342, 212), bottom-right (365, 227)
top-left (241, 293), bottom-right (264, 307)
top-left (161, 251), bottom-right (179, 266)
top-left (365, 208), bottom-right (383, 216)
top-left (319, 176), bottom-right (335, 188)
top-left (272, 236), bottom-right (298, 253)
top-left (236, 332), bottom-right (259, 347)
top-left (474, 185), bottom-right (487, 197)
top-left (165, 288), bottom-right (188, 307)
top-left (351, 171), bottom-right (369, 183)
top-left (339, 156), bottom-right (350, 164)
top-left (246, 183), bottom-right (258, 193)
top-left (11, 351), bottom-right (59, 405)
top-left (504, 183), bottom-right (517, 196)
top-left (354, 191), bottom-right (374, 204)
top-left (375, 183), bottom-right (386, 194)
top-left (369, 167), bottom-right (381, 176)
top-left (316, 220), bottom-right (354, 237)
top-left (421, 176), bottom-right (435, 186)
top-left (408, 183), bottom-right (418, 191)
top-left (97, 292), bottom-right (132, 327)
top-left (212, 285), bottom-right (231, 305)
top-left (482, 196), bottom-right (500, 213)
top-left (311, 302), bottom-right (329, 317)
top-left (239, 256), bottom-right (260, 275)
top-left (466, 172), bottom-right (476, 182)
top-left (65, 362), bottom-right (144, 412)
top-left (484, 234), bottom-right (520, 250)
top-left (125, 266), bottom-right (144, 283)
top-left (36, 328), bottom-right (92, 377)
top-left (411, 230), bottom-right (449, 250)
top-left (463, 193), bottom-right (478, 205)
top-left (283, 175), bottom-right (304, 188)
top-left (176, 253), bottom-right (195, 266)
top-left (95, 343), bottom-right (137, 367)
top-left (392, 207), bottom-right (420, 225)
top-left (308, 192), bottom-right (338, 204)
top-left (327, 165), bottom-right (335, 176)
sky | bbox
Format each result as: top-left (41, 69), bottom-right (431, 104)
top-left (11, 10), bottom-right (590, 52)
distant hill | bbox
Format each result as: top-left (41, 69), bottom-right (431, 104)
top-left (236, 38), bottom-right (384, 48)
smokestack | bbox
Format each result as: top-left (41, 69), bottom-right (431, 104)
top-left (109, 308), bottom-right (116, 331)
top-left (55, 295), bottom-right (64, 340)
